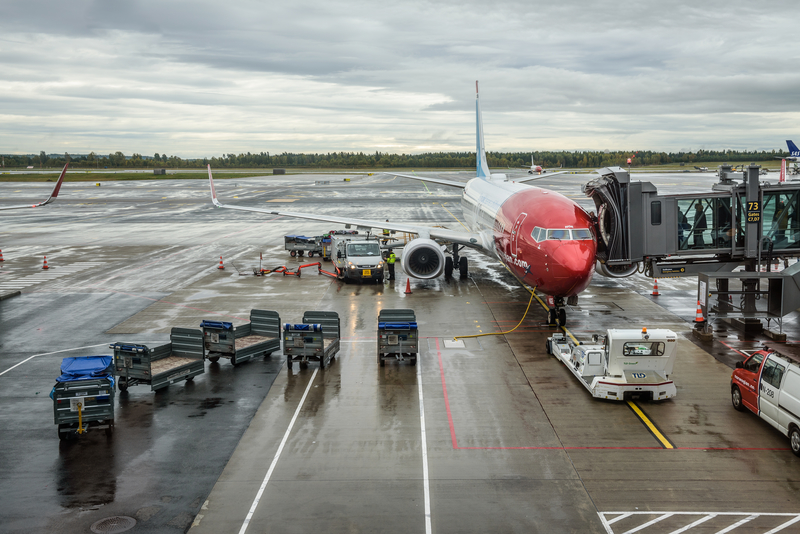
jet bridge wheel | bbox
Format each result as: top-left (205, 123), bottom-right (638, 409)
top-left (444, 257), bottom-right (454, 278)
top-left (731, 386), bottom-right (745, 412)
top-left (459, 256), bottom-right (468, 278)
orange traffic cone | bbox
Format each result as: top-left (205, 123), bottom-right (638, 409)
top-left (42, 256), bottom-right (49, 270)
top-left (0, 249), bottom-right (4, 261)
top-left (404, 278), bottom-right (412, 294)
top-left (693, 300), bottom-right (704, 323)
top-left (217, 256), bottom-right (224, 270)
top-left (652, 279), bottom-right (660, 296)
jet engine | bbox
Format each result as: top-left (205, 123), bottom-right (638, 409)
top-left (595, 260), bottom-right (639, 278)
top-left (400, 238), bottom-right (445, 279)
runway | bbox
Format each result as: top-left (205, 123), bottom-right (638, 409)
top-left (2, 171), bottom-right (800, 533)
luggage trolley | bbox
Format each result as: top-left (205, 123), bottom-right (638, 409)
top-left (377, 308), bottom-right (418, 366)
top-left (283, 311), bottom-right (341, 369)
top-left (284, 235), bottom-right (323, 258)
top-left (51, 356), bottom-right (115, 440)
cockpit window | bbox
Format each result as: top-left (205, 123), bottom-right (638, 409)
top-left (547, 229), bottom-right (570, 240)
top-left (572, 229), bottom-right (593, 240)
top-left (531, 227), bottom-right (544, 242)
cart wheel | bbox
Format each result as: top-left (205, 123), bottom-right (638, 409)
top-left (287, 357), bottom-right (293, 370)
top-left (300, 361), bottom-right (308, 369)
top-left (308, 251), bottom-right (314, 257)
top-left (299, 250), bottom-right (304, 257)
top-left (319, 356), bottom-right (325, 369)
top-left (378, 351), bottom-right (385, 367)
top-left (231, 355), bottom-right (237, 366)
top-left (58, 424), bottom-right (70, 441)
top-left (290, 250), bottom-right (297, 257)
top-left (185, 376), bottom-right (194, 382)
top-left (105, 421), bottom-right (114, 438)
top-left (209, 356), bottom-right (220, 363)
top-left (411, 356), bottom-right (417, 366)
top-left (118, 378), bottom-right (128, 392)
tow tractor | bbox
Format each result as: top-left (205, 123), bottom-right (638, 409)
top-left (546, 327), bottom-right (678, 401)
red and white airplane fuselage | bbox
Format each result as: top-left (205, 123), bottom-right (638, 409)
top-left (461, 178), bottom-right (596, 297)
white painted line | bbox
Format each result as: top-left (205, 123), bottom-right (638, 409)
top-left (714, 514), bottom-right (757, 533)
top-left (239, 368), bottom-right (318, 534)
top-left (608, 513), bottom-right (632, 525)
top-left (0, 344), bottom-right (110, 377)
top-left (622, 513), bottom-right (673, 534)
top-left (667, 514), bottom-right (716, 534)
top-left (764, 515), bottom-right (800, 533)
top-left (417, 361), bottom-right (432, 534)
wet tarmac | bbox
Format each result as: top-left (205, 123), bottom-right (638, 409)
top-left (1, 171), bottom-right (800, 534)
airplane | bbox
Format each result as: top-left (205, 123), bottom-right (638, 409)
top-left (0, 164), bottom-right (68, 211)
top-left (693, 166), bottom-right (709, 172)
top-left (523, 156), bottom-right (545, 174)
top-left (207, 83), bottom-right (597, 326)
top-left (774, 140), bottom-right (800, 162)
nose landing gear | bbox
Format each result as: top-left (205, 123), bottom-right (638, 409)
top-left (547, 297), bottom-right (568, 327)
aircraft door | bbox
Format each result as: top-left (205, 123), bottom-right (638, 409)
top-left (510, 213), bottom-right (528, 257)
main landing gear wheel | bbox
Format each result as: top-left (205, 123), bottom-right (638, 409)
top-left (547, 309), bottom-right (556, 325)
top-left (459, 256), bottom-right (468, 278)
top-left (558, 308), bottom-right (567, 327)
top-left (444, 257), bottom-right (454, 278)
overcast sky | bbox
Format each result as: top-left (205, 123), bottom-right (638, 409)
top-left (1, 0), bottom-right (797, 157)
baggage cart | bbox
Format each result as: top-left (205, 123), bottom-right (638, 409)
top-left (201, 309), bottom-right (281, 365)
top-left (52, 356), bottom-right (115, 440)
top-left (284, 311), bottom-right (340, 369)
top-left (111, 327), bottom-right (204, 392)
top-left (377, 309), bottom-right (418, 366)
top-left (284, 235), bottom-right (323, 258)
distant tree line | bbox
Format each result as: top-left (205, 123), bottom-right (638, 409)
top-left (0, 148), bottom-right (791, 170)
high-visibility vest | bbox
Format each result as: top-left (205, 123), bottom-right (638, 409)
top-left (383, 228), bottom-right (390, 236)
top-left (387, 253), bottom-right (396, 264)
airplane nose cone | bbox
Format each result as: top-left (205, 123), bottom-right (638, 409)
top-left (547, 242), bottom-right (596, 296)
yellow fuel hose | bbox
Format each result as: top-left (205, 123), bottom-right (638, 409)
top-left (454, 287), bottom-right (536, 340)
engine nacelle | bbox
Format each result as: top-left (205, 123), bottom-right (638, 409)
top-left (595, 260), bottom-right (639, 278)
top-left (401, 238), bottom-right (445, 279)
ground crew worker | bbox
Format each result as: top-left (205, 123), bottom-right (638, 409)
top-left (383, 221), bottom-right (390, 244)
top-left (387, 248), bottom-right (396, 280)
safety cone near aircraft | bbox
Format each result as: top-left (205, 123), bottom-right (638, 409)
top-left (652, 279), bottom-right (660, 296)
top-left (404, 278), bottom-right (412, 294)
top-left (694, 300), bottom-right (704, 323)
top-left (42, 256), bottom-right (49, 270)
top-left (218, 256), bottom-right (224, 270)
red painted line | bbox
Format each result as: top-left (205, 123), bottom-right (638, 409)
top-left (436, 337), bottom-right (459, 449)
top-left (719, 340), bottom-right (748, 357)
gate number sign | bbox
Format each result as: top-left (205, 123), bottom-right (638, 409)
top-left (747, 201), bottom-right (761, 223)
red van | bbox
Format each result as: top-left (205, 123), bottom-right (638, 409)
top-left (731, 348), bottom-right (800, 456)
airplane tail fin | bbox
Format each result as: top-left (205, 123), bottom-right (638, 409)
top-left (475, 81), bottom-right (491, 180)
top-left (788, 140), bottom-right (799, 156)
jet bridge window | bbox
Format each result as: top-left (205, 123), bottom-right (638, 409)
top-left (677, 198), bottom-right (732, 251)
top-left (651, 201), bottom-right (662, 225)
top-left (763, 191), bottom-right (800, 250)
top-left (622, 342), bottom-right (665, 356)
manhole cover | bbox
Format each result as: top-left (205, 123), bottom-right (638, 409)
top-left (90, 516), bottom-right (136, 534)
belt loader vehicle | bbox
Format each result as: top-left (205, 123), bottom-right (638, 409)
top-left (201, 309), bottom-right (281, 365)
top-left (731, 345), bottom-right (800, 456)
top-left (546, 328), bottom-right (678, 401)
top-left (52, 356), bottom-right (115, 440)
top-left (111, 328), bottom-right (205, 391)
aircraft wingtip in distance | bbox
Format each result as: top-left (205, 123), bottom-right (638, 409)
top-left (206, 83), bottom-right (597, 326)
top-left (0, 163), bottom-right (68, 211)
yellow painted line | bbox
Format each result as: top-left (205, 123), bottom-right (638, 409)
top-left (438, 204), bottom-right (470, 231)
top-left (266, 199), bottom-right (298, 202)
top-left (628, 401), bottom-right (674, 449)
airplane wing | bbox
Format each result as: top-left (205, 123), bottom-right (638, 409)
top-left (0, 163), bottom-right (68, 211)
top-left (511, 170), bottom-right (569, 183)
top-left (385, 172), bottom-right (468, 189)
top-left (208, 166), bottom-right (485, 248)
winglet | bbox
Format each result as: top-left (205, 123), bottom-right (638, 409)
top-left (38, 163), bottom-right (68, 207)
top-left (475, 81), bottom-right (491, 180)
top-left (208, 165), bottom-right (223, 207)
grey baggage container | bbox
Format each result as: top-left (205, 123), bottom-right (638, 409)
top-left (201, 309), bottom-right (281, 365)
top-left (52, 356), bottom-right (115, 440)
top-left (111, 327), bottom-right (204, 391)
top-left (284, 311), bottom-right (340, 369)
top-left (377, 308), bottom-right (418, 366)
